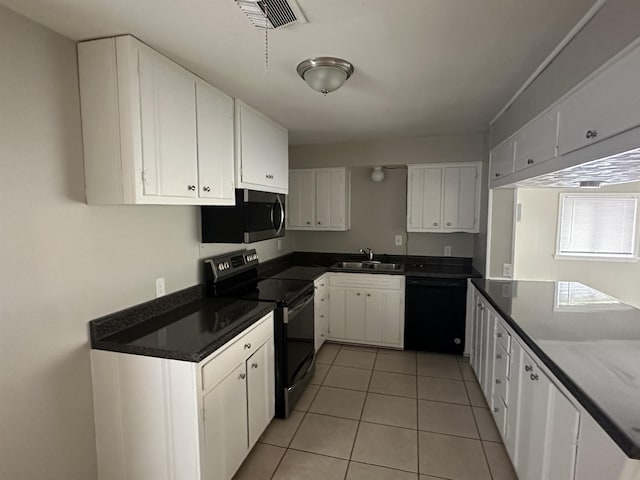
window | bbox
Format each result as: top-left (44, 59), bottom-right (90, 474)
top-left (556, 193), bottom-right (639, 260)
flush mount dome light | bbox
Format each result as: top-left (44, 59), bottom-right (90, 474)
top-left (296, 57), bottom-right (354, 95)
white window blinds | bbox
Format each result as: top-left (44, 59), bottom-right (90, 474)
top-left (557, 194), bottom-right (638, 259)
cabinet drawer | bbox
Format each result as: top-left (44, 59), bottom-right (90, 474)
top-left (328, 273), bottom-right (403, 290)
top-left (494, 345), bottom-right (509, 405)
top-left (495, 321), bottom-right (511, 353)
top-left (201, 313), bottom-right (273, 392)
top-left (491, 396), bottom-right (508, 436)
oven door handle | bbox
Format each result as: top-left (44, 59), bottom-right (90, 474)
top-left (283, 290), bottom-right (314, 323)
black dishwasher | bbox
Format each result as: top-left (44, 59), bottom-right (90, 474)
top-left (404, 277), bottom-right (467, 354)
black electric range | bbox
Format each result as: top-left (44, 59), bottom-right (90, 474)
top-left (204, 249), bottom-right (315, 418)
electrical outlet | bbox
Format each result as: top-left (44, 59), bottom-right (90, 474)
top-left (503, 263), bottom-right (513, 278)
top-left (395, 235), bottom-right (403, 246)
top-left (444, 246), bottom-right (452, 256)
top-left (155, 277), bottom-right (166, 298)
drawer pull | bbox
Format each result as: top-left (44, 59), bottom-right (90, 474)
top-left (239, 373), bottom-right (246, 380)
top-left (585, 129), bottom-right (598, 139)
top-left (187, 185), bottom-right (196, 191)
top-left (496, 354), bottom-right (502, 360)
top-left (244, 343), bottom-right (252, 349)
top-left (495, 379), bottom-right (501, 384)
top-left (496, 333), bottom-right (503, 338)
top-left (433, 222), bottom-right (438, 227)
top-left (493, 407), bottom-right (499, 413)
top-left (495, 172), bottom-right (501, 178)
top-left (530, 373), bottom-right (539, 381)
top-left (527, 158), bottom-right (534, 165)
top-left (251, 363), bottom-right (259, 369)
top-left (203, 186), bottom-right (211, 192)
top-left (525, 365), bottom-right (533, 372)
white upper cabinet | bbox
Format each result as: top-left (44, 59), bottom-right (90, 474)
top-left (235, 101), bottom-right (288, 194)
top-left (489, 138), bottom-right (515, 181)
top-left (78, 35), bottom-right (236, 205)
top-left (558, 44), bottom-right (640, 156)
top-left (196, 80), bottom-right (235, 204)
top-left (407, 163), bottom-right (481, 233)
top-left (513, 110), bottom-right (559, 172)
top-left (287, 168), bottom-right (351, 231)
top-left (138, 46), bottom-right (198, 198)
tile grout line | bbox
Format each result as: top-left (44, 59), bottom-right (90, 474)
top-left (415, 350), bottom-right (421, 477)
top-left (465, 365), bottom-right (496, 480)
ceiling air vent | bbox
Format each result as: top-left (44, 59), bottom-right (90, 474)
top-left (235, 0), bottom-right (307, 29)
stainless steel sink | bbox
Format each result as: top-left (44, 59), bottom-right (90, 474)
top-left (332, 261), bottom-right (403, 271)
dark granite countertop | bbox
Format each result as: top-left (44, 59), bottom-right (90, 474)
top-left (90, 285), bottom-right (276, 362)
top-left (472, 278), bottom-right (640, 459)
top-left (259, 252), bottom-right (481, 280)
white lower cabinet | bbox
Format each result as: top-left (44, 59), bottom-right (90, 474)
top-left (468, 285), bottom-right (640, 480)
top-left (91, 312), bottom-right (275, 480)
top-left (314, 274), bottom-right (329, 352)
top-left (327, 273), bottom-right (404, 348)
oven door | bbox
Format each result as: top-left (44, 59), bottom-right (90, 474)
top-left (283, 289), bottom-right (315, 388)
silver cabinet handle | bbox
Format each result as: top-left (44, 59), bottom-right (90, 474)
top-left (265, 174), bottom-right (274, 179)
top-left (496, 354), bottom-right (502, 360)
top-left (495, 172), bottom-right (501, 177)
top-left (495, 379), bottom-right (501, 384)
top-left (433, 222), bottom-right (438, 227)
top-left (239, 373), bottom-right (246, 380)
top-left (244, 343), bottom-right (252, 349)
top-left (493, 407), bottom-right (499, 413)
top-left (530, 373), bottom-right (539, 381)
top-left (525, 365), bottom-right (533, 372)
top-left (586, 130), bottom-right (598, 139)
top-left (497, 333), bottom-right (503, 338)
top-left (251, 363), bottom-right (258, 369)
top-left (527, 158), bottom-right (534, 165)
top-left (187, 185), bottom-right (196, 191)
top-left (446, 222), bottom-right (452, 226)
top-left (202, 186), bottom-right (211, 192)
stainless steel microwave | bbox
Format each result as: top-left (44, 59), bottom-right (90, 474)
top-left (201, 190), bottom-right (285, 243)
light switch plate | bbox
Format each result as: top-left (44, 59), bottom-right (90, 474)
top-left (155, 277), bottom-right (166, 298)
top-left (395, 235), bottom-right (403, 246)
top-left (444, 246), bottom-right (452, 256)
top-left (503, 263), bottom-right (513, 278)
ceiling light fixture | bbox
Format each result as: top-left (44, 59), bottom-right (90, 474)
top-left (296, 57), bottom-right (354, 95)
top-left (371, 167), bottom-right (385, 183)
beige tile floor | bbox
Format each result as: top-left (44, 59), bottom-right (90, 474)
top-left (233, 343), bottom-right (518, 480)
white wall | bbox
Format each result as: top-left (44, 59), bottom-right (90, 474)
top-left (289, 135), bottom-right (484, 258)
top-left (0, 7), bottom-right (292, 479)
top-left (513, 183), bottom-right (640, 308)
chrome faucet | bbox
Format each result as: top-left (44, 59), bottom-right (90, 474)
top-left (359, 248), bottom-right (374, 261)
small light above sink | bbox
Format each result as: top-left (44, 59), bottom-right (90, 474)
top-left (579, 180), bottom-right (603, 188)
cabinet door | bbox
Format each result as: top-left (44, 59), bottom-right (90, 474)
top-left (543, 386), bottom-right (580, 480)
top-left (236, 102), bottom-right (288, 192)
top-left (558, 45), bottom-right (640, 156)
top-left (443, 166), bottom-right (478, 231)
top-left (505, 338), bottom-right (523, 460)
top-left (481, 309), bottom-right (496, 401)
top-left (381, 290), bottom-right (403, 346)
top-left (408, 167), bottom-right (442, 231)
top-left (515, 350), bottom-right (551, 480)
top-left (138, 47), bottom-right (198, 198)
top-left (328, 288), bottom-right (346, 340)
top-left (345, 290), bottom-right (366, 340)
top-left (489, 139), bottom-right (515, 181)
top-left (316, 170), bottom-right (347, 229)
top-left (514, 111), bottom-right (558, 172)
top-left (246, 341), bottom-right (275, 448)
top-left (202, 363), bottom-right (248, 480)
top-left (288, 170), bottom-right (315, 228)
top-left (314, 278), bottom-right (329, 351)
top-left (364, 290), bottom-right (383, 343)
top-left (195, 81), bottom-right (235, 203)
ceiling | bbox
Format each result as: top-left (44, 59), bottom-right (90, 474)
top-left (1, 0), bottom-right (598, 145)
